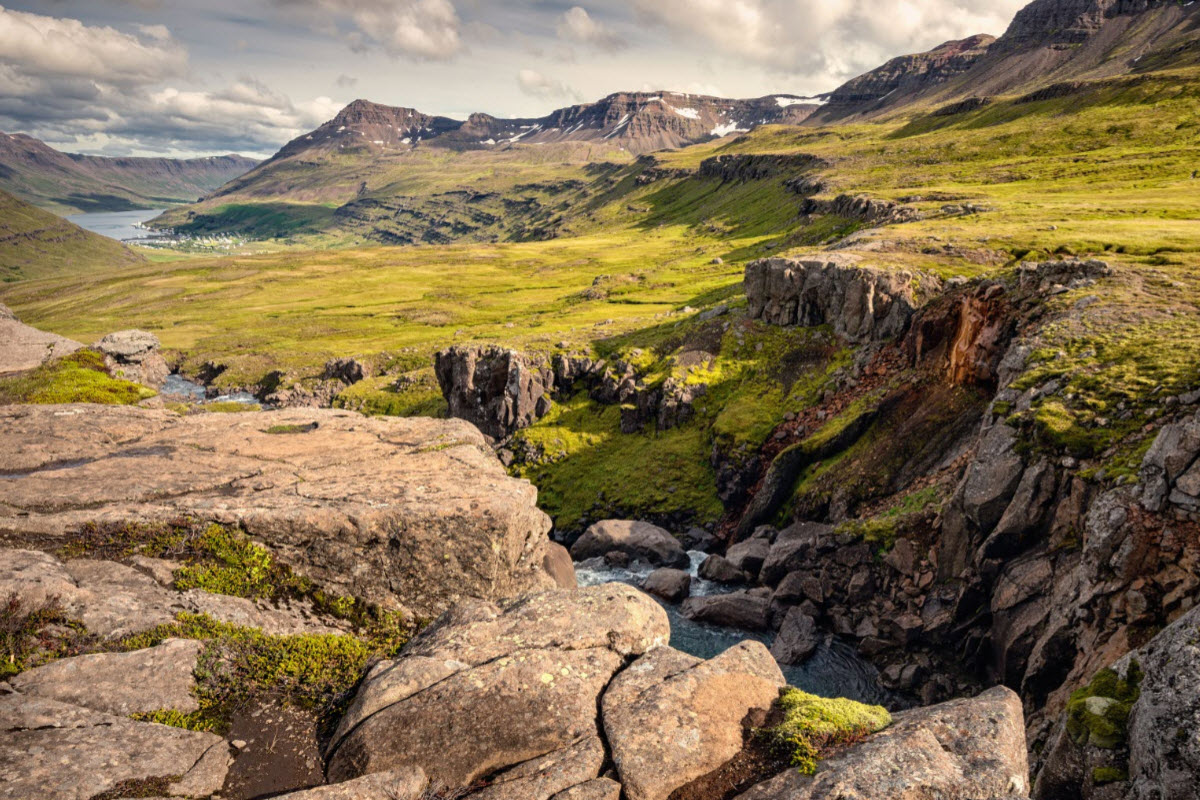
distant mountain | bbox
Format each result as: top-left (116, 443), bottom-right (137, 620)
top-left (0, 190), bottom-right (143, 281)
top-left (257, 92), bottom-right (822, 165)
top-left (0, 132), bottom-right (259, 214)
top-left (813, 0), bottom-right (1200, 121)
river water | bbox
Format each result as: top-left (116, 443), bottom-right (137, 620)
top-left (65, 208), bottom-right (166, 242)
top-left (161, 373), bottom-right (259, 405)
top-left (575, 553), bottom-right (896, 706)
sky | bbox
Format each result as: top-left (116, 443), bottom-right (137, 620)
top-left (0, 0), bottom-right (1029, 159)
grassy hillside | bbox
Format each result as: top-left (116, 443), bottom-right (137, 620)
top-left (3, 65), bottom-right (1199, 527)
top-left (0, 190), bottom-right (144, 281)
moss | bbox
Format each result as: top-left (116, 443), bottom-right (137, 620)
top-left (0, 350), bottom-right (156, 406)
top-left (759, 689), bottom-right (892, 775)
top-left (131, 707), bottom-right (223, 733)
top-left (171, 524), bottom-right (280, 598)
top-left (202, 401), bottom-right (260, 413)
top-left (1066, 662), bottom-right (1143, 749)
top-left (89, 776), bottom-right (177, 799)
top-left (263, 423), bottom-right (317, 435)
top-left (834, 485), bottom-right (944, 553)
top-left (1092, 766), bottom-right (1129, 785)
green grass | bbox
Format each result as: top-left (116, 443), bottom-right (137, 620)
top-left (0, 350), bottom-right (156, 406)
top-left (759, 688), bottom-right (892, 774)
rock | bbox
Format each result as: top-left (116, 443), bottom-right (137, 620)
top-left (1139, 411), bottom-right (1200, 512)
top-left (548, 778), bottom-right (622, 800)
top-left (435, 345), bottom-right (555, 439)
top-left (464, 736), bottom-right (606, 800)
top-left (1034, 603), bottom-right (1200, 800)
top-left (726, 537), bottom-right (771, 579)
top-left (0, 405), bottom-right (555, 619)
top-left (327, 585), bottom-right (669, 789)
top-left (543, 542), bottom-right (578, 589)
top-left (95, 329), bottom-right (169, 387)
top-left (682, 591), bottom-right (771, 631)
top-left (0, 692), bottom-right (230, 800)
top-left (642, 568), bottom-right (692, 603)
top-left (699, 554), bottom-right (749, 584)
top-left (603, 642), bottom-right (785, 800)
top-left (681, 526), bottom-right (716, 552)
top-left (9, 639), bottom-right (202, 716)
top-left (736, 687), bottom-right (1028, 800)
top-left (744, 256), bottom-right (938, 343)
top-left (322, 357), bottom-right (370, 385)
top-left (0, 307), bottom-right (83, 376)
top-left (760, 522), bottom-right (828, 585)
top-left (570, 520), bottom-right (689, 569)
top-left (273, 768), bottom-right (427, 799)
top-left (770, 607), bottom-right (819, 664)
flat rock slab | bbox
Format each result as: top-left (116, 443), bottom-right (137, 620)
top-left (10, 638), bottom-right (202, 716)
top-left (0, 311), bottom-right (81, 375)
top-left (0, 404), bottom-right (555, 617)
top-left (273, 768), bottom-right (427, 799)
top-left (735, 686), bottom-right (1028, 800)
top-left (0, 691), bottom-right (230, 800)
top-left (603, 641), bottom-right (785, 800)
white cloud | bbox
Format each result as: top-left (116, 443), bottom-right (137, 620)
top-left (517, 68), bottom-right (581, 101)
top-left (557, 7), bottom-right (626, 52)
top-left (276, 0), bottom-right (463, 60)
top-left (0, 5), bottom-right (187, 85)
top-left (627, 0), bottom-right (1028, 83)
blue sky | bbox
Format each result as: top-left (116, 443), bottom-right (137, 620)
top-left (0, 0), bottom-right (1027, 157)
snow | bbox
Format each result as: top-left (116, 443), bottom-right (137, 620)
top-left (775, 95), bottom-right (829, 108)
top-left (710, 122), bottom-right (746, 137)
top-left (336, 125), bottom-right (347, 132)
top-left (480, 138), bottom-right (496, 145)
top-left (401, 137), bottom-right (411, 144)
top-left (675, 107), bottom-right (701, 120)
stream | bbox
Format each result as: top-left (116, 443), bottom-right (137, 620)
top-left (161, 373), bottom-right (259, 405)
top-left (575, 552), bottom-right (897, 707)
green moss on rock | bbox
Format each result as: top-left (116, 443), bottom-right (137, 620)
top-left (0, 350), bottom-right (156, 406)
top-left (759, 688), bottom-right (892, 774)
top-left (1066, 662), bottom-right (1143, 749)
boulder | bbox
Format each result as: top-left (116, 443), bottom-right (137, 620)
top-left (736, 686), bottom-right (1028, 800)
top-left (760, 522), bottom-right (830, 585)
top-left (727, 538), bottom-right (771, 579)
top-left (770, 607), bottom-right (820, 665)
top-left (0, 306), bottom-right (82, 375)
top-left (682, 591), bottom-right (771, 631)
top-left (0, 406), bottom-right (555, 619)
top-left (274, 768), bottom-right (427, 799)
top-left (570, 520), bottom-right (689, 569)
top-left (327, 585), bottom-right (669, 789)
top-left (642, 568), bottom-right (692, 603)
top-left (0, 692), bottom-right (230, 800)
top-left (9, 639), bottom-right (202, 717)
top-left (603, 642), bottom-right (785, 800)
top-left (95, 329), bottom-right (169, 387)
top-left (548, 778), bottom-right (622, 800)
top-left (464, 736), bottom-right (606, 800)
top-left (322, 357), bottom-right (370, 385)
top-left (544, 542), bottom-right (579, 589)
top-left (699, 554), bottom-right (749, 584)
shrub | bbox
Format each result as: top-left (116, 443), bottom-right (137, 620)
top-left (0, 592), bottom-right (90, 680)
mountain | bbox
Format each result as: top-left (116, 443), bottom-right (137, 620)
top-left (813, 0), bottom-right (1200, 121)
top-left (0, 132), bottom-right (259, 214)
top-left (0, 189), bottom-right (143, 281)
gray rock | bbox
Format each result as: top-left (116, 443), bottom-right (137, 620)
top-left (603, 642), bottom-right (785, 800)
top-left (0, 692), bottom-right (229, 800)
top-left (642, 568), bottom-right (692, 603)
top-left (10, 639), bottom-right (202, 717)
top-left (736, 686), bottom-right (1028, 800)
top-left (435, 345), bottom-right (554, 439)
top-left (570, 520), bottom-right (689, 569)
top-left (95, 329), bottom-right (169, 387)
top-left (726, 537), bottom-right (771, 579)
top-left (770, 606), bottom-right (819, 664)
top-left (1139, 411), bottom-right (1200, 511)
top-left (327, 585), bottom-right (669, 789)
top-left (682, 591), bottom-right (771, 631)
top-left (698, 554), bottom-right (749, 584)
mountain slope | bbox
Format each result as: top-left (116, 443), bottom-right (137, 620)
top-left (814, 0), bottom-right (1200, 121)
top-left (0, 132), bottom-right (259, 214)
top-left (0, 190), bottom-right (143, 281)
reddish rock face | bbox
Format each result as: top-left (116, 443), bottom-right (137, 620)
top-left (948, 285), bottom-right (1012, 388)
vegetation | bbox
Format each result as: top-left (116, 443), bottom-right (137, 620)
top-left (1066, 662), bottom-right (1144, 749)
top-left (0, 350), bottom-right (156, 406)
top-left (759, 688), bottom-right (892, 774)
top-left (0, 593), bottom-right (88, 680)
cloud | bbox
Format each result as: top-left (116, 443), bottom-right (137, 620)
top-left (627, 0), bottom-right (1028, 83)
top-left (335, 73), bottom-right (358, 88)
top-left (557, 6), bottom-right (626, 52)
top-left (517, 68), bottom-right (581, 102)
top-left (0, 7), bottom-right (342, 157)
top-left (274, 0), bottom-right (462, 59)
top-left (0, 5), bottom-right (187, 85)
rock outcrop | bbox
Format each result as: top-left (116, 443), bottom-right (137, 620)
top-left (435, 345), bottom-right (554, 440)
top-left (736, 686), bottom-right (1028, 799)
top-left (0, 302), bottom-right (82, 375)
top-left (570, 519), bottom-right (690, 569)
top-left (744, 256), bottom-right (938, 343)
top-left (0, 405), bottom-right (556, 618)
top-left (95, 329), bottom-right (170, 388)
